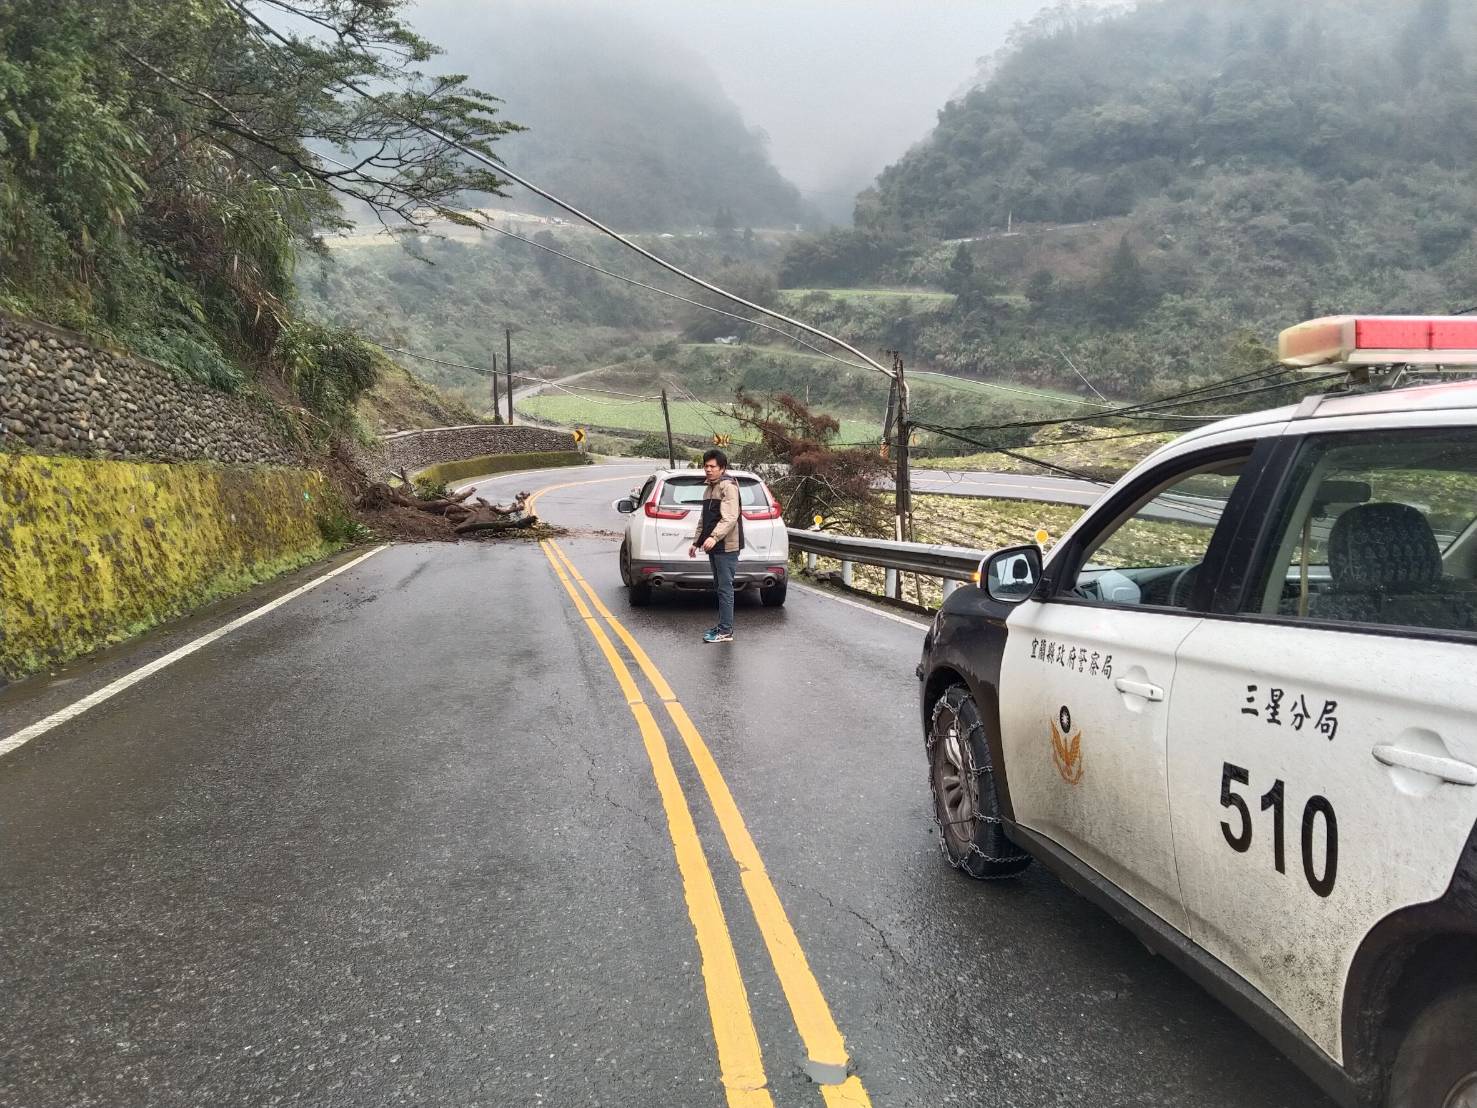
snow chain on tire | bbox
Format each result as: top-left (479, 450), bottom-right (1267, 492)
top-left (927, 686), bottom-right (1031, 879)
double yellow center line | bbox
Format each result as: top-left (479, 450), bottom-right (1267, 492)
top-left (539, 538), bottom-right (872, 1107)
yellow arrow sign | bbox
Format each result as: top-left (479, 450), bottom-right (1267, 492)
top-left (572, 428), bottom-right (586, 445)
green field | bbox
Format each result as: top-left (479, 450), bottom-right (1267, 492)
top-left (676, 343), bottom-right (1084, 409)
top-left (515, 392), bottom-right (880, 443)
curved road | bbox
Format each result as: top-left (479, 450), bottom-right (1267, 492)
top-left (0, 461), bottom-right (1330, 1107)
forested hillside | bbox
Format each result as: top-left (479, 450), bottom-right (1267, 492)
top-left (299, 227), bottom-right (786, 405)
top-left (411, 2), bottom-right (815, 232)
top-left (781, 0), bottom-right (1477, 400)
top-left (0, 0), bottom-right (514, 435)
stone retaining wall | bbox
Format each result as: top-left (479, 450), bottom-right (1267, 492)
top-left (375, 424), bottom-right (577, 475)
top-left (0, 311), bottom-right (300, 465)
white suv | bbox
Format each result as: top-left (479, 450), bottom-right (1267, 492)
top-left (614, 468), bottom-right (789, 608)
top-left (918, 316), bottom-right (1477, 1108)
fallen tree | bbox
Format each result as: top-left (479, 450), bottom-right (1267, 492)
top-left (354, 469), bottom-right (538, 537)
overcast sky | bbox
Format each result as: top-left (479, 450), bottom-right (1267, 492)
top-left (409, 0), bottom-right (1051, 205)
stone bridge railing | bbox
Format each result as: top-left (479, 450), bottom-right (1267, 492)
top-left (372, 424), bottom-right (577, 476)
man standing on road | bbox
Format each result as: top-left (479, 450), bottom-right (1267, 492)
top-left (689, 448), bottom-right (744, 644)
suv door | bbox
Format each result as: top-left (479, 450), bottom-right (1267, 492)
top-left (998, 446), bottom-right (1258, 932)
top-left (1166, 425), bottom-right (1477, 1065)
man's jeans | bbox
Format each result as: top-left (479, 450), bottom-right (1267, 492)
top-left (709, 550), bottom-right (739, 633)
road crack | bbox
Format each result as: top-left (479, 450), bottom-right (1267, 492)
top-left (779, 878), bottom-right (910, 982)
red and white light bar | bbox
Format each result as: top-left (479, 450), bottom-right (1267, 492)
top-left (1279, 315), bottom-right (1477, 368)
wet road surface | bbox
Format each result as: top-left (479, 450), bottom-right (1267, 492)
top-left (0, 462), bottom-right (1335, 1107)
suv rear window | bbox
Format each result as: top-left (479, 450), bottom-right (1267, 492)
top-left (659, 476), bottom-right (768, 508)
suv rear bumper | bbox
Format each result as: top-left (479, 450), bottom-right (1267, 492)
top-left (628, 559), bottom-right (787, 591)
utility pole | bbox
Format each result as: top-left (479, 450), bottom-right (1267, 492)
top-left (891, 350), bottom-right (911, 540)
top-left (660, 388), bottom-right (677, 469)
top-left (892, 350), bottom-right (912, 601)
top-left (886, 351), bottom-right (909, 602)
top-left (504, 327), bottom-right (515, 425)
top-left (491, 352), bottom-right (501, 423)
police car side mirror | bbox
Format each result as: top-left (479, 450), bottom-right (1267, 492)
top-left (614, 497), bottom-right (638, 514)
top-left (981, 544), bottom-right (1042, 604)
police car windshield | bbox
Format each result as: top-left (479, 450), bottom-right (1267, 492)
top-left (660, 476), bottom-right (767, 507)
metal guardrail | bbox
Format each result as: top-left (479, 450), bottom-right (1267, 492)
top-left (787, 528), bottom-right (985, 599)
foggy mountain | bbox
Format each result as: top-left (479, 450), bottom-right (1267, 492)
top-left (776, 0), bottom-right (1477, 399)
top-left (409, 1), bottom-right (815, 231)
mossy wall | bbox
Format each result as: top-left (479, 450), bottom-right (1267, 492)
top-left (0, 454), bottom-right (333, 680)
top-left (417, 450), bottom-right (589, 487)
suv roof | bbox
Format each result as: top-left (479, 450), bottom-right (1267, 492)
top-left (650, 468), bottom-right (765, 481)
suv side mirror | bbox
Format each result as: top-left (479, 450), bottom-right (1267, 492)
top-left (980, 544), bottom-right (1042, 604)
top-left (614, 497), bottom-right (638, 514)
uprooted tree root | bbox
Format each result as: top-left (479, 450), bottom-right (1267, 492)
top-left (348, 462), bottom-right (564, 544)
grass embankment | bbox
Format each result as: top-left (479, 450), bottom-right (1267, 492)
top-left (803, 492), bottom-right (1210, 610)
top-left (356, 354), bottom-right (489, 433)
top-left (913, 429), bottom-right (1176, 480)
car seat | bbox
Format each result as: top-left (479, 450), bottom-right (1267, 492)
top-left (1309, 502), bottom-right (1476, 631)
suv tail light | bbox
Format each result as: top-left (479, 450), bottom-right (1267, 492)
top-left (743, 493), bottom-right (784, 521)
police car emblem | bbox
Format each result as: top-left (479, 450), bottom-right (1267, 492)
top-left (1050, 705), bottom-right (1084, 785)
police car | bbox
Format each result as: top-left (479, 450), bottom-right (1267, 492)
top-left (917, 316), bottom-right (1477, 1108)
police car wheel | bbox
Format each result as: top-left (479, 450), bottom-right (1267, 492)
top-left (927, 685), bottom-right (1032, 880)
top-left (1388, 987), bottom-right (1477, 1108)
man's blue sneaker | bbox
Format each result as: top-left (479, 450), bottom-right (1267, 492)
top-left (703, 628), bottom-right (734, 643)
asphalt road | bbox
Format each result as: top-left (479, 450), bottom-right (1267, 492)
top-left (0, 461), bottom-right (1333, 1108)
top-left (908, 469), bottom-right (1107, 506)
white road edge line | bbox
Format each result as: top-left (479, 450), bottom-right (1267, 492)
top-left (791, 581), bottom-right (931, 630)
top-left (0, 545), bottom-right (389, 760)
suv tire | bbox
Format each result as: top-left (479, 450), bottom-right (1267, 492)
top-left (927, 685), bottom-right (1032, 880)
top-left (760, 581), bottom-right (787, 607)
top-left (1388, 986), bottom-right (1477, 1108)
top-left (628, 583), bottom-right (653, 607)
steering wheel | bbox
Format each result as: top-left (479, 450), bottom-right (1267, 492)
top-left (1167, 563), bottom-right (1200, 608)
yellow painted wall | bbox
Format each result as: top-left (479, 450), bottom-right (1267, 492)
top-left (0, 454), bottom-right (334, 679)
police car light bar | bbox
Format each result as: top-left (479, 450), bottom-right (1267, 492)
top-left (1278, 315), bottom-right (1477, 368)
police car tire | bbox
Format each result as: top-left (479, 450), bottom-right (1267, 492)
top-left (760, 582), bottom-right (787, 607)
top-left (927, 685), bottom-right (1032, 880)
top-left (1387, 986), bottom-right (1477, 1108)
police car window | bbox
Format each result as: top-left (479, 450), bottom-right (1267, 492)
top-left (1064, 461), bottom-right (1245, 610)
top-left (659, 476), bottom-right (766, 507)
top-left (1246, 429), bottom-right (1477, 634)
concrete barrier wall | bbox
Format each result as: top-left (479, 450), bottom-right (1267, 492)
top-left (0, 454), bottom-right (331, 681)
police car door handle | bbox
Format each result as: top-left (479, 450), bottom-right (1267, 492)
top-left (1372, 744), bottom-right (1477, 786)
top-left (1114, 678), bottom-right (1165, 702)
